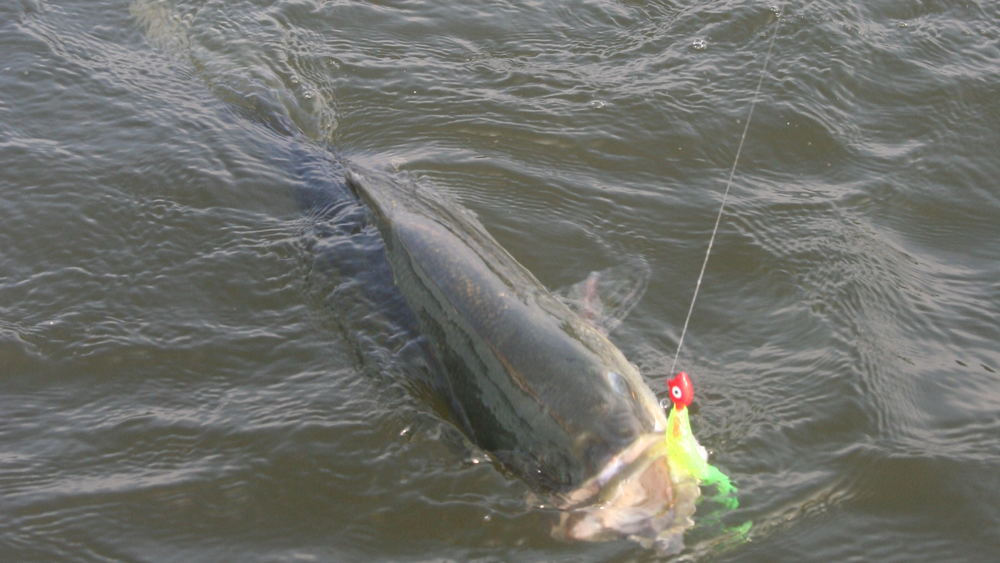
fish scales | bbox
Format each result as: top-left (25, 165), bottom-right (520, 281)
top-left (346, 169), bottom-right (665, 491)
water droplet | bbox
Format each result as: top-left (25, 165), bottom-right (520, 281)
top-left (290, 75), bottom-right (299, 85)
top-left (588, 100), bottom-right (605, 109)
top-left (303, 91), bottom-right (313, 100)
top-left (692, 39), bottom-right (707, 51)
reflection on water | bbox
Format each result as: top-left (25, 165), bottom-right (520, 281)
top-left (1, 0), bottom-right (999, 561)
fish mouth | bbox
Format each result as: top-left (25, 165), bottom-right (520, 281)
top-left (550, 434), bottom-right (701, 554)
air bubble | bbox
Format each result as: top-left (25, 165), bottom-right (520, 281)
top-left (588, 100), bottom-right (605, 109)
top-left (692, 39), bottom-right (707, 51)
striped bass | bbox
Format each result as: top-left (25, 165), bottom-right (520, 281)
top-left (345, 167), bottom-right (699, 552)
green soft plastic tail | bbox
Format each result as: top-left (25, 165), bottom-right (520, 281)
top-left (665, 407), bottom-right (739, 510)
top-left (704, 465), bottom-right (738, 509)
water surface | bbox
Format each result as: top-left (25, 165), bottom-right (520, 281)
top-left (2, 0), bottom-right (999, 561)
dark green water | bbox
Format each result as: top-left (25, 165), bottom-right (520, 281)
top-left (2, 0), bottom-right (999, 561)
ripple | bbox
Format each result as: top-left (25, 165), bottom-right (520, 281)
top-left (2, 0), bottom-right (999, 561)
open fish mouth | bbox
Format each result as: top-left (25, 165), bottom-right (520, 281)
top-left (550, 434), bottom-right (701, 555)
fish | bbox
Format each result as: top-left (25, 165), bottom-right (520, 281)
top-left (343, 166), bottom-right (702, 553)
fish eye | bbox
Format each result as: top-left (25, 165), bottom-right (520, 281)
top-left (607, 371), bottom-right (627, 395)
top-left (671, 386), bottom-right (683, 399)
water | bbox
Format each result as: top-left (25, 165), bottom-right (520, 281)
top-left (2, 0), bottom-right (999, 561)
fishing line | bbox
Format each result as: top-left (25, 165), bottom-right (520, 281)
top-left (669, 7), bottom-right (783, 376)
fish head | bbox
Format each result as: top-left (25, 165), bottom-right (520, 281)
top-left (551, 433), bottom-right (701, 554)
top-left (545, 323), bottom-right (697, 554)
top-left (560, 317), bottom-right (668, 441)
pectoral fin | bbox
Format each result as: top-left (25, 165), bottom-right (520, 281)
top-left (556, 257), bottom-right (651, 335)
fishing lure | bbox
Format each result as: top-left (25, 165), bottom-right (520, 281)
top-left (665, 372), bottom-right (737, 508)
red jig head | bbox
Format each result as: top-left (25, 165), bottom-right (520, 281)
top-left (667, 372), bottom-right (694, 410)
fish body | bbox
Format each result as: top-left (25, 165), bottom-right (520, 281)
top-left (345, 168), bottom-right (697, 550)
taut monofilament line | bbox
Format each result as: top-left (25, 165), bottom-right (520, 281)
top-left (669, 7), bottom-right (783, 376)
